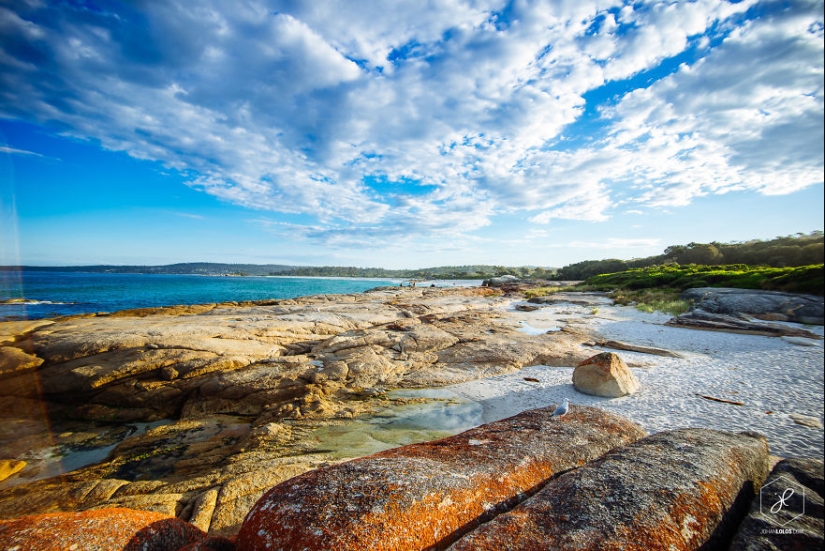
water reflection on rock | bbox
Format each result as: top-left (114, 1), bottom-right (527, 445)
top-left (311, 390), bottom-right (484, 459)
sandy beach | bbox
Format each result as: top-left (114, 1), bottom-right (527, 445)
top-left (436, 298), bottom-right (824, 459)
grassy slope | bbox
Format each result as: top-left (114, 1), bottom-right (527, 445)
top-left (582, 264), bottom-right (824, 296)
top-left (523, 264), bottom-right (823, 316)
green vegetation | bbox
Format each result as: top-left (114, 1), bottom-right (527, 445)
top-left (583, 264), bottom-right (824, 296)
top-left (607, 289), bottom-right (692, 316)
top-left (523, 262), bottom-right (822, 316)
top-left (555, 232), bottom-right (823, 280)
top-left (521, 283), bottom-right (692, 315)
top-left (5, 233), bottom-right (821, 290)
top-left (523, 285), bottom-right (577, 300)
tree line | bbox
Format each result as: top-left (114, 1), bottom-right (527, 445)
top-left (276, 264), bottom-right (554, 280)
top-left (554, 232), bottom-right (824, 281)
top-left (4, 232), bottom-right (821, 281)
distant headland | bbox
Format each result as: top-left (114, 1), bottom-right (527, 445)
top-left (1, 231), bottom-right (822, 281)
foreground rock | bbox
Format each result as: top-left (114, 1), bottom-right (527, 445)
top-left (449, 429), bottom-right (770, 551)
top-left (236, 405), bottom-right (647, 550)
top-left (572, 352), bottom-right (640, 398)
top-left (0, 287), bottom-right (597, 533)
top-left (729, 457), bottom-right (824, 550)
top-left (681, 288), bottom-right (824, 325)
top-left (0, 507), bottom-right (206, 550)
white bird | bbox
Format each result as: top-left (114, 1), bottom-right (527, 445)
top-left (553, 398), bottom-right (569, 417)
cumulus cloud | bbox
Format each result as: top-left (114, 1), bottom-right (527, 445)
top-left (600, 0), bottom-right (824, 205)
top-left (0, 0), bottom-right (821, 247)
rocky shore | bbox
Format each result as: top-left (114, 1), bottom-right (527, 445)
top-left (1, 408), bottom-right (821, 550)
top-left (0, 284), bottom-right (822, 548)
top-left (0, 286), bottom-right (594, 534)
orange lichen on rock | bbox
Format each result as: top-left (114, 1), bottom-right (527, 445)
top-left (0, 507), bottom-right (206, 551)
top-left (236, 405), bottom-right (646, 550)
top-left (448, 428), bottom-right (770, 551)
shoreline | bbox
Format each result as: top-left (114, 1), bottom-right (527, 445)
top-left (436, 299), bottom-right (825, 458)
top-left (0, 272), bottom-right (485, 322)
top-left (0, 285), bottom-right (822, 533)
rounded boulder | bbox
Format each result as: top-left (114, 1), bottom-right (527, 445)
top-left (573, 352), bottom-right (640, 398)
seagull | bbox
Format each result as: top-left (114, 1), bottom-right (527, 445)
top-left (553, 398), bottom-right (569, 417)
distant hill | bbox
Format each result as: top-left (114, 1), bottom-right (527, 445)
top-left (6, 232), bottom-right (821, 281)
top-left (0, 263), bottom-right (294, 276)
top-left (0, 263), bottom-right (558, 279)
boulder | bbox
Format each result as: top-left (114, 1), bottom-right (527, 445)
top-left (0, 507), bottom-right (205, 550)
top-left (449, 429), bottom-right (770, 551)
top-left (680, 287), bottom-right (824, 325)
top-left (236, 405), bottom-right (646, 550)
top-left (572, 352), bottom-right (640, 397)
top-left (482, 275), bottom-right (519, 287)
top-left (729, 457), bottom-right (824, 550)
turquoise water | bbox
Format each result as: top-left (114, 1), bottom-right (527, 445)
top-left (0, 271), bottom-right (402, 320)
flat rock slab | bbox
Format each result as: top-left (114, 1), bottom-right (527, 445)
top-left (729, 457), bottom-right (824, 551)
top-left (667, 310), bottom-right (823, 339)
top-left (680, 288), bottom-right (824, 325)
top-left (449, 428), bottom-right (770, 551)
top-left (236, 405), bottom-right (647, 551)
top-left (592, 339), bottom-right (682, 358)
top-left (0, 507), bottom-right (205, 550)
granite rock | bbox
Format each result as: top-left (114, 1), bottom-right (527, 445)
top-left (680, 287), bottom-right (824, 325)
top-left (449, 429), bottom-right (770, 551)
top-left (572, 351), bottom-right (640, 398)
top-left (0, 507), bottom-right (205, 551)
top-left (729, 457), bottom-right (824, 551)
top-left (236, 405), bottom-right (646, 550)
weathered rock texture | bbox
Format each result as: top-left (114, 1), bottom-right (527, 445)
top-left (681, 287), bottom-right (824, 325)
top-left (729, 457), bottom-right (824, 551)
top-left (449, 428), bottom-right (770, 551)
top-left (667, 310), bottom-right (823, 339)
top-left (236, 405), bottom-right (647, 550)
top-left (572, 351), bottom-right (640, 398)
top-left (0, 507), bottom-right (206, 550)
top-left (0, 287), bottom-right (589, 425)
top-left (0, 287), bottom-right (598, 534)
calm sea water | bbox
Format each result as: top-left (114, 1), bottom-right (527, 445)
top-left (0, 271), bottom-right (408, 321)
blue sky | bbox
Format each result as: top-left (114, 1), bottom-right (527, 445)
top-left (1, 0), bottom-right (823, 269)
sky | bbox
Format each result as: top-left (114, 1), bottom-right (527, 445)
top-left (0, 0), bottom-right (823, 269)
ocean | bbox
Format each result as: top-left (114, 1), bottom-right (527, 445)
top-left (0, 271), bottom-right (412, 321)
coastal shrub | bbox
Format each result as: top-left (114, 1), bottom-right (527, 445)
top-left (582, 264), bottom-right (824, 296)
top-left (555, 232), bottom-right (824, 279)
top-left (522, 285), bottom-right (578, 300)
top-left (608, 289), bottom-right (691, 316)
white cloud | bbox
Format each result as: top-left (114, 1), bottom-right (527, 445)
top-left (0, 145), bottom-right (44, 157)
top-left (568, 237), bottom-right (661, 249)
top-left (599, 0), bottom-right (824, 206)
top-left (0, 0), bottom-right (821, 250)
